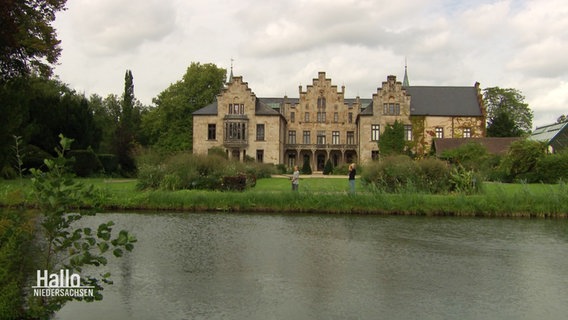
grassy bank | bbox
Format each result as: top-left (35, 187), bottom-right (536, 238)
top-left (1, 178), bottom-right (567, 217)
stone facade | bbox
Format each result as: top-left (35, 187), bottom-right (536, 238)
top-left (193, 71), bottom-right (486, 170)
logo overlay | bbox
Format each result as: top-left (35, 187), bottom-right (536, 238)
top-left (32, 270), bottom-right (94, 297)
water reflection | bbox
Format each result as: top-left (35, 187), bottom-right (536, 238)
top-left (56, 213), bottom-right (568, 320)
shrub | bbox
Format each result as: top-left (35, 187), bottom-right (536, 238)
top-left (323, 159), bottom-right (333, 175)
top-left (362, 155), bottom-right (454, 194)
top-left (68, 149), bottom-right (103, 177)
top-left (499, 139), bottom-right (546, 182)
top-left (98, 154), bottom-right (119, 175)
top-left (418, 158), bottom-right (451, 193)
top-left (301, 157), bottom-right (312, 174)
top-left (135, 151), bottom-right (266, 191)
top-left (535, 151), bottom-right (568, 183)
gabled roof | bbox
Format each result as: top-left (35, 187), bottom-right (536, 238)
top-left (434, 137), bottom-right (521, 156)
top-left (193, 101), bottom-right (218, 115)
top-left (192, 98), bottom-right (283, 116)
top-left (405, 86), bottom-right (482, 116)
top-left (529, 121), bottom-right (568, 143)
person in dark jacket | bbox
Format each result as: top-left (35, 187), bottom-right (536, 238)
top-left (348, 163), bottom-right (356, 194)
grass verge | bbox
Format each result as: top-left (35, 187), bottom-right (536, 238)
top-left (1, 178), bottom-right (567, 217)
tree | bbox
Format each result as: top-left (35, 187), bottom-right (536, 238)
top-left (483, 87), bottom-right (533, 136)
top-left (0, 0), bottom-right (67, 81)
top-left (301, 157), bottom-right (312, 174)
top-left (323, 158), bottom-right (333, 175)
top-left (28, 134), bottom-right (136, 318)
top-left (141, 62), bottom-right (226, 152)
top-left (486, 108), bottom-right (522, 137)
top-left (557, 114), bottom-right (567, 124)
top-left (378, 120), bottom-right (405, 156)
top-left (114, 70), bottom-right (138, 175)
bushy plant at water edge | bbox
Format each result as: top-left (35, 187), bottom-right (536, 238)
top-left (26, 134), bottom-right (136, 319)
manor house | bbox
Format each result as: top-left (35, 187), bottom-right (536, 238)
top-left (192, 70), bottom-right (486, 170)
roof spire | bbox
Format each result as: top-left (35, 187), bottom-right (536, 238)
top-left (403, 57), bottom-right (410, 87)
top-left (228, 58), bottom-right (234, 83)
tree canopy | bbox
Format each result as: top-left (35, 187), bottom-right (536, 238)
top-left (378, 120), bottom-right (405, 156)
top-left (483, 87), bottom-right (533, 136)
top-left (141, 62), bottom-right (226, 152)
top-left (0, 0), bottom-right (67, 81)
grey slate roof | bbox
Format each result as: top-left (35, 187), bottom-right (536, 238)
top-left (192, 98), bottom-right (283, 116)
top-left (529, 121), bottom-right (568, 143)
top-left (193, 87), bottom-right (482, 117)
top-left (405, 86), bottom-right (482, 116)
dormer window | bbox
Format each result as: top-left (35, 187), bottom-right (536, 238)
top-left (228, 103), bottom-right (244, 115)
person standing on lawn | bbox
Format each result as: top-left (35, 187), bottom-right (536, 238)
top-left (291, 165), bottom-right (300, 191)
top-left (348, 163), bottom-right (356, 194)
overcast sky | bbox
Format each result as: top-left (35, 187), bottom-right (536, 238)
top-left (53, 0), bottom-right (567, 128)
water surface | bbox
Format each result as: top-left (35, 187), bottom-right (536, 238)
top-left (56, 213), bottom-right (568, 320)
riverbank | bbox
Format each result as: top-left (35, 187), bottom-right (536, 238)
top-left (1, 178), bottom-right (567, 217)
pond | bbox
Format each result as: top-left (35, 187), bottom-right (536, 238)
top-left (55, 212), bottom-right (568, 320)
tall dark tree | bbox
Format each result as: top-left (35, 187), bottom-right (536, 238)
top-left (114, 70), bottom-right (138, 175)
top-left (486, 109), bottom-right (522, 137)
top-left (0, 0), bottom-right (67, 81)
top-left (141, 62), bottom-right (226, 151)
top-left (378, 120), bottom-right (405, 156)
top-left (484, 87), bottom-right (533, 136)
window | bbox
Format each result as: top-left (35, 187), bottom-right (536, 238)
top-left (228, 103), bottom-right (244, 115)
top-left (317, 112), bottom-right (326, 123)
top-left (290, 112), bottom-right (295, 123)
top-left (346, 131), bottom-right (355, 145)
top-left (256, 124), bottom-right (265, 141)
top-left (303, 131), bottom-right (311, 144)
top-left (333, 112), bottom-right (339, 123)
top-left (348, 112), bottom-right (353, 123)
top-left (435, 127), bottom-right (444, 139)
top-left (332, 131), bottom-right (340, 144)
top-left (208, 124), bottom-right (216, 140)
top-left (383, 103), bottom-right (400, 115)
top-left (225, 122), bottom-right (246, 140)
top-left (463, 127), bottom-right (471, 138)
top-left (288, 130), bottom-right (296, 144)
top-left (256, 150), bottom-right (264, 163)
top-left (304, 112), bottom-right (310, 122)
top-left (317, 131), bottom-right (326, 145)
top-left (317, 97), bottom-right (326, 109)
top-left (371, 124), bottom-right (380, 141)
top-left (372, 151), bottom-right (379, 160)
top-left (404, 125), bottom-right (412, 141)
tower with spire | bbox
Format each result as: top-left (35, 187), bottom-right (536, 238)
top-left (402, 58), bottom-right (410, 87)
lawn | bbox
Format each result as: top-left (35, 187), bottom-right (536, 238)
top-left (1, 177), bottom-right (567, 217)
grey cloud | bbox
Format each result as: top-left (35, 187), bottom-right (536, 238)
top-left (70, 0), bottom-right (177, 55)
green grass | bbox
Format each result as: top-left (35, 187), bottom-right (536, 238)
top-left (1, 177), bottom-right (567, 217)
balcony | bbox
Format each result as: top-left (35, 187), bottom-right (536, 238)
top-left (223, 139), bottom-right (248, 148)
top-left (284, 143), bottom-right (357, 150)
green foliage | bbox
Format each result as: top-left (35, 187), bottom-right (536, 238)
top-left (301, 157), bottom-right (312, 175)
top-left (0, 0), bottom-right (67, 80)
top-left (439, 142), bottom-right (501, 180)
top-left (499, 139), bottom-right (546, 182)
top-left (484, 87), bottom-right (533, 135)
top-left (0, 210), bottom-right (34, 319)
top-left (141, 62), bottom-right (226, 152)
top-left (362, 155), bottom-right (455, 194)
top-left (378, 120), bottom-right (405, 156)
top-left (323, 159), bottom-right (333, 175)
top-left (97, 154), bottom-right (119, 175)
top-left (487, 109), bottom-right (523, 137)
top-left (27, 134), bottom-right (136, 318)
top-left (136, 150), bottom-right (271, 191)
top-left (68, 149), bottom-right (103, 177)
top-left (449, 165), bottom-right (483, 194)
top-left (535, 151), bottom-right (568, 183)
